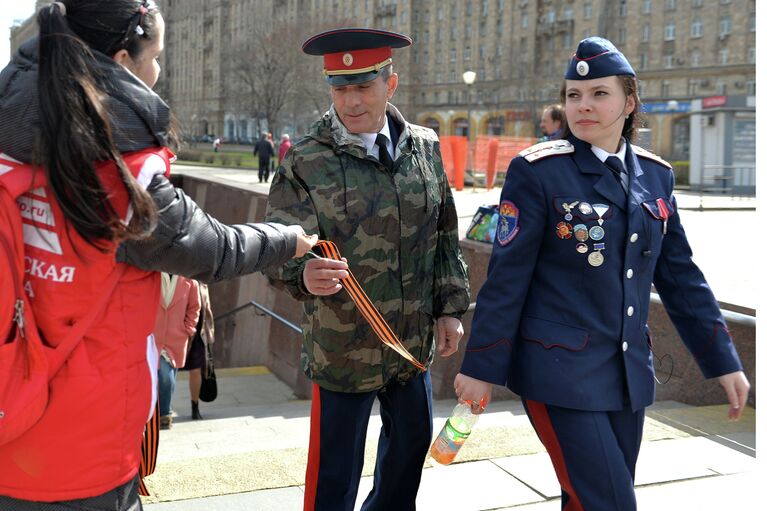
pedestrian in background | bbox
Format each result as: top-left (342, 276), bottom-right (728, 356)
top-left (254, 131), bottom-right (275, 183)
top-left (266, 28), bottom-right (470, 511)
top-left (455, 36), bottom-right (749, 511)
top-left (180, 282), bottom-right (215, 420)
top-left (0, 0), bottom-right (316, 508)
top-left (538, 103), bottom-right (565, 141)
top-left (278, 133), bottom-right (292, 163)
top-left (154, 274), bottom-right (200, 430)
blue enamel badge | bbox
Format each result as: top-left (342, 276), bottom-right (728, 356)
top-left (497, 200), bottom-right (520, 246)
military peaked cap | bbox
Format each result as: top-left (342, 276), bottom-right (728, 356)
top-left (302, 27), bottom-right (412, 86)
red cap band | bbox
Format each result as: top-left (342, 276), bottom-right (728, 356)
top-left (323, 47), bottom-right (392, 75)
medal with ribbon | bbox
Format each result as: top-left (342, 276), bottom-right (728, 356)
top-left (656, 198), bottom-right (669, 234)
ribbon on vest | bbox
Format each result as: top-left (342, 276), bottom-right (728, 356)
top-left (313, 240), bottom-right (426, 371)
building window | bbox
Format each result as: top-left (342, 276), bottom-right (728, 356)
top-left (618, 27), bottom-right (626, 44)
top-left (692, 0), bottom-right (703, 6)
top-left (691, 49), bottom-right (701, 67)
top-left (437, 7), bottom-right (443, 20)
top-left (521, 12), bottom-right (528, 28)
top-left (563, 31), bottom-right (573, 48)
top-left (619, 1), bottom-right (628, 16)
top-left (747, 47), bottom-right (755, 64)
top-left (665, 0), bottom-right (676, 10)
top-left (482, 0), bottom-right (489, 16)
top-left (563, 6), bottom-right (573, 20)
top-left (642, 24), bottom-right (651, 42)
top-left (718, 47), bottom-right (728, 65)
top-left (663, 53), bottom-right (674, 69)
top-left (548, 8), bottom-right (556, 24)
top-left (464, 46), bottom-right (471, 61)
top-left (480, 45), bottom-right (486, 59)
top-left (639, 53), bottom-right (648, 70)
top-left (719, 16), bottom-right (731, 37)
top-left (661, 80), bottom-right (671, 97)
top-left (664, 22), bottom-right (676, 41)
top-left (749, 12), bottom-right (756, 32)
top-left (716, 81), bottom-right (726, 95)
top-left (498, 0), bottom-right (505, 13)
top-left (691, 18), bottom-right (703, 38)
top-left (638, 81), bottom-right (647, 98)
top-left (584, 2), bottom-right (592, 20)
top-left (746, 81), bottom-right (756, 95)
top-left (496, 18), bottom-right (504, 36)
top-left (450, 49), bottom-right (456, 62)
top-left (688, 79), bottom-right (699, 97)
top-left (643, 0), bottom-right (652, 14)
top-left (436, 27), bottom-right (442, 42)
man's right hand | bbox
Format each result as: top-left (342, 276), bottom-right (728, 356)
top-left (303, 257), bottom-right (348, 295)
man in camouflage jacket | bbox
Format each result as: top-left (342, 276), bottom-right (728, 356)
top-left (264, 28), bottom-right (470, 511)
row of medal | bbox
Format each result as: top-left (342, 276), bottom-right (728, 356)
top-left (555, 200), bottom-right (610, 267)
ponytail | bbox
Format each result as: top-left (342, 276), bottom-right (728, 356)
top-left (35, 2), bottom-right (157, 250)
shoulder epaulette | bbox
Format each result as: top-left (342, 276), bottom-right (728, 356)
top-left (631, 144), bottom-right (672, 169)
top-left (519, 140), bottom-right (574, 163)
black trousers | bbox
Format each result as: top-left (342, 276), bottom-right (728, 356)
top-left (258, 157), bottom-right (271, 182)
top-left (0, 475), bottom-right (142, 511)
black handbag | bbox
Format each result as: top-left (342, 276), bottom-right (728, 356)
top-left (199, 344), bottom-right (217, 402)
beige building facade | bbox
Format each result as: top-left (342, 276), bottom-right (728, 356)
top-left (10, 0), bottom-right (755, 160)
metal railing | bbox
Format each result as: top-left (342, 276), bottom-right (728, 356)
top-left (214, 300), bottom-right (302, 334)
top-left (699, 164), bottom-right (756, 199)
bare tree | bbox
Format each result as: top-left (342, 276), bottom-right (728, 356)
top-left (226, 23), bottom-right (303, 135)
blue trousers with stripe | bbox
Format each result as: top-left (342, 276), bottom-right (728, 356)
top-left (522, 399), bottom-right (645, 511)
top-left (304, 371), bottom-right (433, 511)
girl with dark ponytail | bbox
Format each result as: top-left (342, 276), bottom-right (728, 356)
top-left (0, 1), bottom-right (316, 508)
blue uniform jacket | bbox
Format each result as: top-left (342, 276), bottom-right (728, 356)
top-left (460, 135), bottom-right (742, 411)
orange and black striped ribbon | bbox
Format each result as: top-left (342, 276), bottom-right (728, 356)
top-left (314, 240), bottom-right (426, 371)
top-left (138, 401), bottom-right (160, 496)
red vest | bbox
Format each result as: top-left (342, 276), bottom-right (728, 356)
top-left (0, 148), bottom-right (173, 501)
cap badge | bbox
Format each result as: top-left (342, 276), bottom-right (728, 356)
top-left (342, 53), bottom-right (354, 66)
top-left (576, 61), bottom-right (589, 76)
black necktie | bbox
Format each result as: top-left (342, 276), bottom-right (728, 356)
top-left (375, 134), bottom-right (394, 171)
top-left (604, 156), bottom-right (628, 193)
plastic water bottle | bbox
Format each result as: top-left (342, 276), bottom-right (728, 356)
top-left (430, 401), bottom-right (480, 465)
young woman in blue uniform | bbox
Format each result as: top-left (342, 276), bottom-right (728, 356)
top-left (454, 37), bottom-right (750, 511)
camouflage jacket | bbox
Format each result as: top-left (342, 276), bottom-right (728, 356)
top-left (265, 104), bottom-right (470, 392)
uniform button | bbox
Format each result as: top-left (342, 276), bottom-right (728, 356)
top-left (627, 306), bottom-right (635, 316)
top-left (626, 269), bottom-right (634, 279)
top-left (630, 233), bottom-right (639, 243)
top-left (622, 341), bottom-right (629, 352)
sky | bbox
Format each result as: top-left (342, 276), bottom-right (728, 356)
top-left (1, 0), bottom-right (37, 67)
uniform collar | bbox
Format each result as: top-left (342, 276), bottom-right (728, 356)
top-left (569, 135), bottom-right (627, 211)
top-left (590, 138), bottom-right (627, 167)
top-left (359, 115), bottom-right (393, 159)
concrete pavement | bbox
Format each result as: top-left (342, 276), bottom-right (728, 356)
top-left (142, 367), bottom-right (757, 511)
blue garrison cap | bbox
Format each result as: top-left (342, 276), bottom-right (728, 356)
top-left (564, 37), bottom-right (635, 80)
top-left (302, 28), bottom-right (412, 86)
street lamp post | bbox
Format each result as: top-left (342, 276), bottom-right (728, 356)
top-left (462, 71), bottom-right (477, 189)
top-left (462, 70), bottom-right (477, 140)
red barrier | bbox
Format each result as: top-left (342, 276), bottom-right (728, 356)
top-left (450, 136), bottom-right (468, 191)
top-left (486, 138), bottom-right (499, 190)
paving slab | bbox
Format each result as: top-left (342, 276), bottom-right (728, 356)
top-left (145, 486), bottom-right (304, 510)
top-left (354, 460), bottom-right (545, 511)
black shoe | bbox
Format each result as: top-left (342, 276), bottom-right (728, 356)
top-left (191, 400), bottom-right (203, 420)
